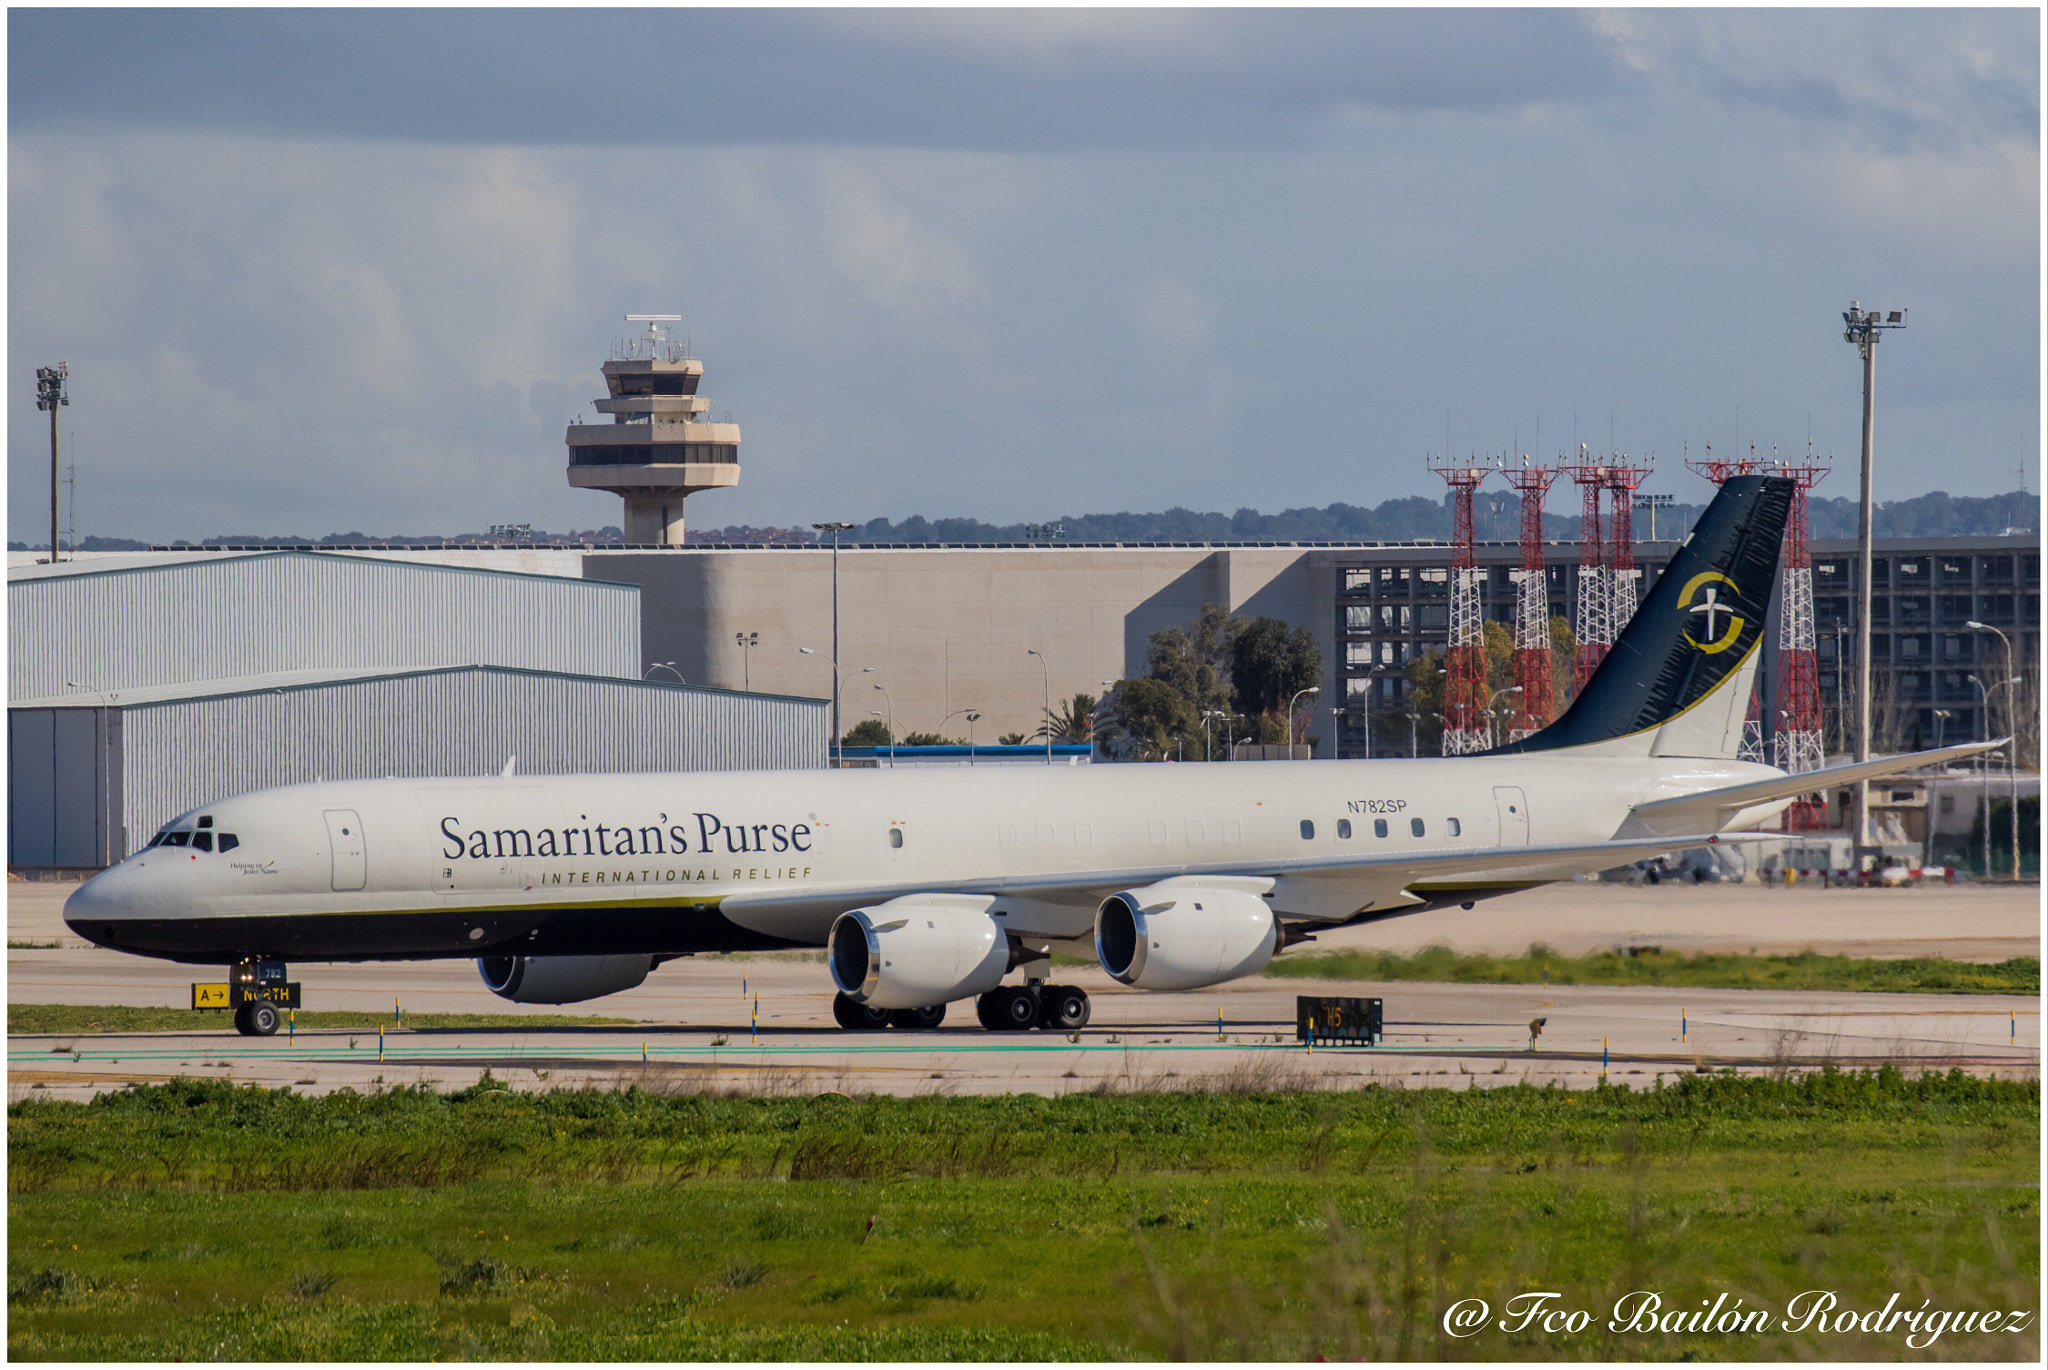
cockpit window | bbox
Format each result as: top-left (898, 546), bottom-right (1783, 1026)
top-left (197, 816), bottom-right (214, 829)
top-left (163, 831), bottom-right (191, 847)
top-left (192, 832), bottom-right (214, 852)
top-left (218, 834), bottom-right (240, 853)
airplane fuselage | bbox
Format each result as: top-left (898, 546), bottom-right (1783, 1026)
top-left (65, 753), bottom-right (1786, 965)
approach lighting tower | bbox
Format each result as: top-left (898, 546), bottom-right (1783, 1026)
top-left (565, 315), bottom-right (742, 545)
top-left (1430, 453), bottom-right (1491, 754)
top-left (1562, 450), bottom-right (1612, 698)
top-left (1499, 455), bottom-right (1560, 739)
top-left (1775, 446), bottom-right (1832, 828)
top-left (1602, 453), bottom-right (1653, 634)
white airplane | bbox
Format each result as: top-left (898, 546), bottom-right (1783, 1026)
top-left (66, 476), bottom-right (1994, 1035)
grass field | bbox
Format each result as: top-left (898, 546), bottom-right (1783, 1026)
top-left (1266, 944), bottom-right (2042, 995)
top-left (8, 1069), bottom-right (2037, 1360)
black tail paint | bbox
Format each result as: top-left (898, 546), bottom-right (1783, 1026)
top-left (1492, 474), bottom-right (1795, 754)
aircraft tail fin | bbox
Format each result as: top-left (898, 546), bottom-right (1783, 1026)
top-left (1494, 474), bottom-right (1795, 759)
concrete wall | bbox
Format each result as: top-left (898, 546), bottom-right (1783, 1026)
top-left (592, 546), bottom-right (1339, 754)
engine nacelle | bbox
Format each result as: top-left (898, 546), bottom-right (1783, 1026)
top-left (1095, 877), bottom-right (1278, 991)
top-left (478, 953), bottom-right (655, 1004)
top-left (829, 894), bottom-right (1010, 1010)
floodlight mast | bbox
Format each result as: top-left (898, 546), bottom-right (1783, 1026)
top-left (1842, 301), bottom-right (1906, 861)
top-left (35, 364), bottom-right (68, 563)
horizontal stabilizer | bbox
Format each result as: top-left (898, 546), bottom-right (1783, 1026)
top-left (1622, 739), bottom-right (2007, 835)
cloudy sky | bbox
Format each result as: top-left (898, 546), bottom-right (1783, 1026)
top-left (8, 8), bottom-right (2039, 543)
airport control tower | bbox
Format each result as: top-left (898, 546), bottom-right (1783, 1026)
top-left (565, 314), bottom-right (741, 545)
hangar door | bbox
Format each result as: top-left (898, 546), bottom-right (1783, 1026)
top-left (8, 707), bottom-right (121, 869)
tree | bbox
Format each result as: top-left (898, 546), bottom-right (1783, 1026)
top-left (841, 718), bottom-right (891, 747)
top-left (1146, 604), bottom-right (1236, 718)
top-left (899, 731), bottom-right (953, 746)
top-left (1036, 692), bottom-right (1099, 744)
top-left (1229, 616), bottom-right (1322, 716)
top-left (997, 732), bottom-right (1027, 746)
top-left (1107, 677), bottom-right (1195, 761)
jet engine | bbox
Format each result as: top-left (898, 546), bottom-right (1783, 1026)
top-left (829, 894), bottom-right (1012, 1010)
top-left (1095, 878), bottom-right (1278, 991)
top-left (478, 953), bottom-right (655, 1004)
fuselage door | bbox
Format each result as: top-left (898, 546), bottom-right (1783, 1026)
top-left (1493, 787), bottom-right (1530, 845)
top-left (325, 809), bottom-right (367, 891)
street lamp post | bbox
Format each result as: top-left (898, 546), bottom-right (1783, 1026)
top-left (940, 707), bottom-right (982, 764)
top-left (1285, 686), bottom-right (1321, 755)
top-left (644, 661), bottom-right (684, 684)
top-left (1201, 709), bottom-right (1226, 762)
top-left (872, 682), bottom-right (894, 767)
top-left (1026, 649), bottom-right (1052, 764)
top-left (812, 522), bottom-right (855, 764)
top-left (734, 631), bottom-right (759, 690)
top-left (1967, 621), bottom-right (2021, 881)
top-left (1486, 685), bottom-right (1524, 749)
top-left (1841, 302), bottom-right (1906, 866)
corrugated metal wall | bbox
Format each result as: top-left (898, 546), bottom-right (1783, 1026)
top-left (9, 553), bottom-right (640, 701)
top-left (108, 669), bottom-right (826, 857)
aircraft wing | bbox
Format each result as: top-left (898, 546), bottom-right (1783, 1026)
top-left (721, 831), bottom-right (1756, 934)
top-left (1620, 739), bottom-right (2006, 836)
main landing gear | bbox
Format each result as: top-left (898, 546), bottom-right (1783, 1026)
top-left (829, 986), bottom-right (1091, 1032)
top-left (832, 992), bottom-right (948, 1031)
top-left (974, 983), bottom-right (1090, 1032)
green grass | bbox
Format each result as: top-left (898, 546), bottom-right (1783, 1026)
top-left (1267, 943), bottom-right (2042, 994)
top-left (7, 1005), bottom-right (644, 1036)
top-left (8, 1071), bottom-right (2038, 1360)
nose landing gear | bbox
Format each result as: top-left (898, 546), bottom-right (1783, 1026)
top-left (222, 958), bottom-right (297, 1035)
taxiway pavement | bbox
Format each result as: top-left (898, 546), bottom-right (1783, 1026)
top-left (9, 879), bottom-right (2038, 1100)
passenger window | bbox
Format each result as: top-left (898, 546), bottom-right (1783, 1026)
top-left (888, 829), bottom-right (904, 849)
top-left (1410, 818), bottom-right (1425, 837)
top-left (164, 831), bottom-right (191, 847)
top-left (1374, 819), bottom-right (1389, 839)
top-left (1447, 818), bottom-right (1462, 837)
top-left (219, 834), bottom-right (240, 853)
top-left (1337, 819), bottom-right (1352, 840)
top-left (192, 832), bottom-right (214, 852)
top-left (1300, 820), bottom-right (1315, 840)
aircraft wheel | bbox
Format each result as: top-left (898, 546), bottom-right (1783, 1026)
top-left (247, 1001), bottom-right (282, 1037)
top-left (973, 992), bottom-right (1002, 1030)
top-left (232, 1003), bottom-right (255, 1036)
top-left (832, 992), bottom-right (889, 1031)
top-left (987, 986), bottom-right (1040, 1032)
top-left (888, 1004), bottom-right (946, 1031)
top-left (1041, 986), bottom-right (1090, 1032)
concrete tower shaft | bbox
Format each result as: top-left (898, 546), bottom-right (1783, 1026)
top-left (566, 316), bottom-right (742, 545)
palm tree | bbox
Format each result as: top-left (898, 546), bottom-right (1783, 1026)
top-left (1034, 692), bottom-right (1098, 744)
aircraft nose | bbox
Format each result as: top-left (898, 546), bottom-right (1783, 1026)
top-left (64, 865), bottom-right (136, 939)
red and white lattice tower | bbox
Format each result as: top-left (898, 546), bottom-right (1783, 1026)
top-left (1775, 445), bottom-right (1831, 828)
top-left (1499, 455), bottom-right (1560, 739)
top-left (1563, 449), bottom-right (1613, 698)
top-left (1431, 454), bottom-right (1491, 754)
top-left (1687, 443), bottom-right (1767, 761)
top-left (1602, 453), bottom-right (1653, 633)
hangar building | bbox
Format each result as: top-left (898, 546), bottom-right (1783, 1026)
top-left (8, 554), bottom-right (826, 869)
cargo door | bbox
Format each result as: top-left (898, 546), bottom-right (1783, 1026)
top-left (325, 809), bottom-right (367, 891)
top-left (1492, 787), bottom-right (1530, 845)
